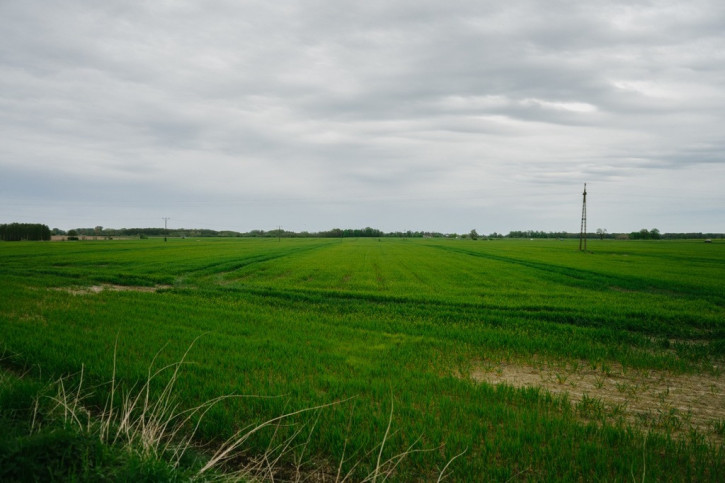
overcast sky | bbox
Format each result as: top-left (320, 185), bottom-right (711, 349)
top-left (1, 1), bottom-right (723, 234)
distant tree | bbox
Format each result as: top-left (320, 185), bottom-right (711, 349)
top-left (596, 228), bottom-right (607, 240)
top-left (0, 223), bottom-right (51, 241)
top-left (67, 229), bottom-right (79, 241)
top-left (469, 229), bottom-right (479, 240)
top-left (631, 229), bottom-right (649, 240)
top-left (629, 228), bottom-right (661, 240)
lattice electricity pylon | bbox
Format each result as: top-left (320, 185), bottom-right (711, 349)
top-left (579, 183), bottom-right (587, 251)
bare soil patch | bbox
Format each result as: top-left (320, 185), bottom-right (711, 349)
top-left (55, 284), bottom-right (171, 295)
top-left (471, 360), bottom-right (725, 442)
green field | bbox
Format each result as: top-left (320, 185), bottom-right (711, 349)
top-left (1, 238), bottom-right (724, 480)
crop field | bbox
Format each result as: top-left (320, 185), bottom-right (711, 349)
top-left (1, 237), bottom-right (724, 480)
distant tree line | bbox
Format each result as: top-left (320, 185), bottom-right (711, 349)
top-left (506, 230), bottom-right (573, 239)
top-left (45, 225), bottom-right (724, 240)
top-left (628, 228), bottom-right (661, 240)
top-left (59, 226), bottom-right (455, 239)
top-left (504, 229), bottom-right (722, 240)
top-left (0, 223), bottom-right (51, 241)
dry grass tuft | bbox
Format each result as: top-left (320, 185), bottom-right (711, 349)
top-left (41, 339), bottom-right (461, 481)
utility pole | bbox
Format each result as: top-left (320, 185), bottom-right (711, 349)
top-left (278, 225), bottom-right (281, 242)
top-left (579, 184), bottom-right (587, 251)
top-left (162, 217), bottom-right (170, 242)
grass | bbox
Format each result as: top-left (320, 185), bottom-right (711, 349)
top-left (1, 237), bottom-right (724, 480)
top-left (0, 343), bottom-right (457, 482)
top-left (0, 366), bottom-right (187, 481)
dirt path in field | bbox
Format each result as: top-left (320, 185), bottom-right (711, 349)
top-left (470, 360), bottom-right (725, 441)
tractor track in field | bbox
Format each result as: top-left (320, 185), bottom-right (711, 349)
top-left (425, 244), bottom-right (725, 306)
top-left (198, 284), bottom-right (720, 340)
top-left (182, 242), bottom-right (332, 280)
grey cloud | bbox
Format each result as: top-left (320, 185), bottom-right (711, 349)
top-left (1, 0), bottom-right (723, 233)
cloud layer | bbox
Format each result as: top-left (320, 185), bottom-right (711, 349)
top-left (2, 0), bottom-right (723, 233)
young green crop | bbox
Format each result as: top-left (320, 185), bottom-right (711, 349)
top-left (1, 238), bottom-right (723, 480)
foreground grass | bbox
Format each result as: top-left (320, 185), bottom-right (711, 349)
top-left (0, 366), bottom-right (193, 481)
top-left (1, 237), bottom-right (724, 480)
top-left (1, 347), bottom-right (458, 482)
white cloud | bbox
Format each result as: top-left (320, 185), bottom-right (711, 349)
top-left (520, 98), bottom-right (598, 113)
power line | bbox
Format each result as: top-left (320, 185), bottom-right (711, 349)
top-left (162, 217), bottom-right (170, 242)
top-left (579, 184), bottom-right (587, 251)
